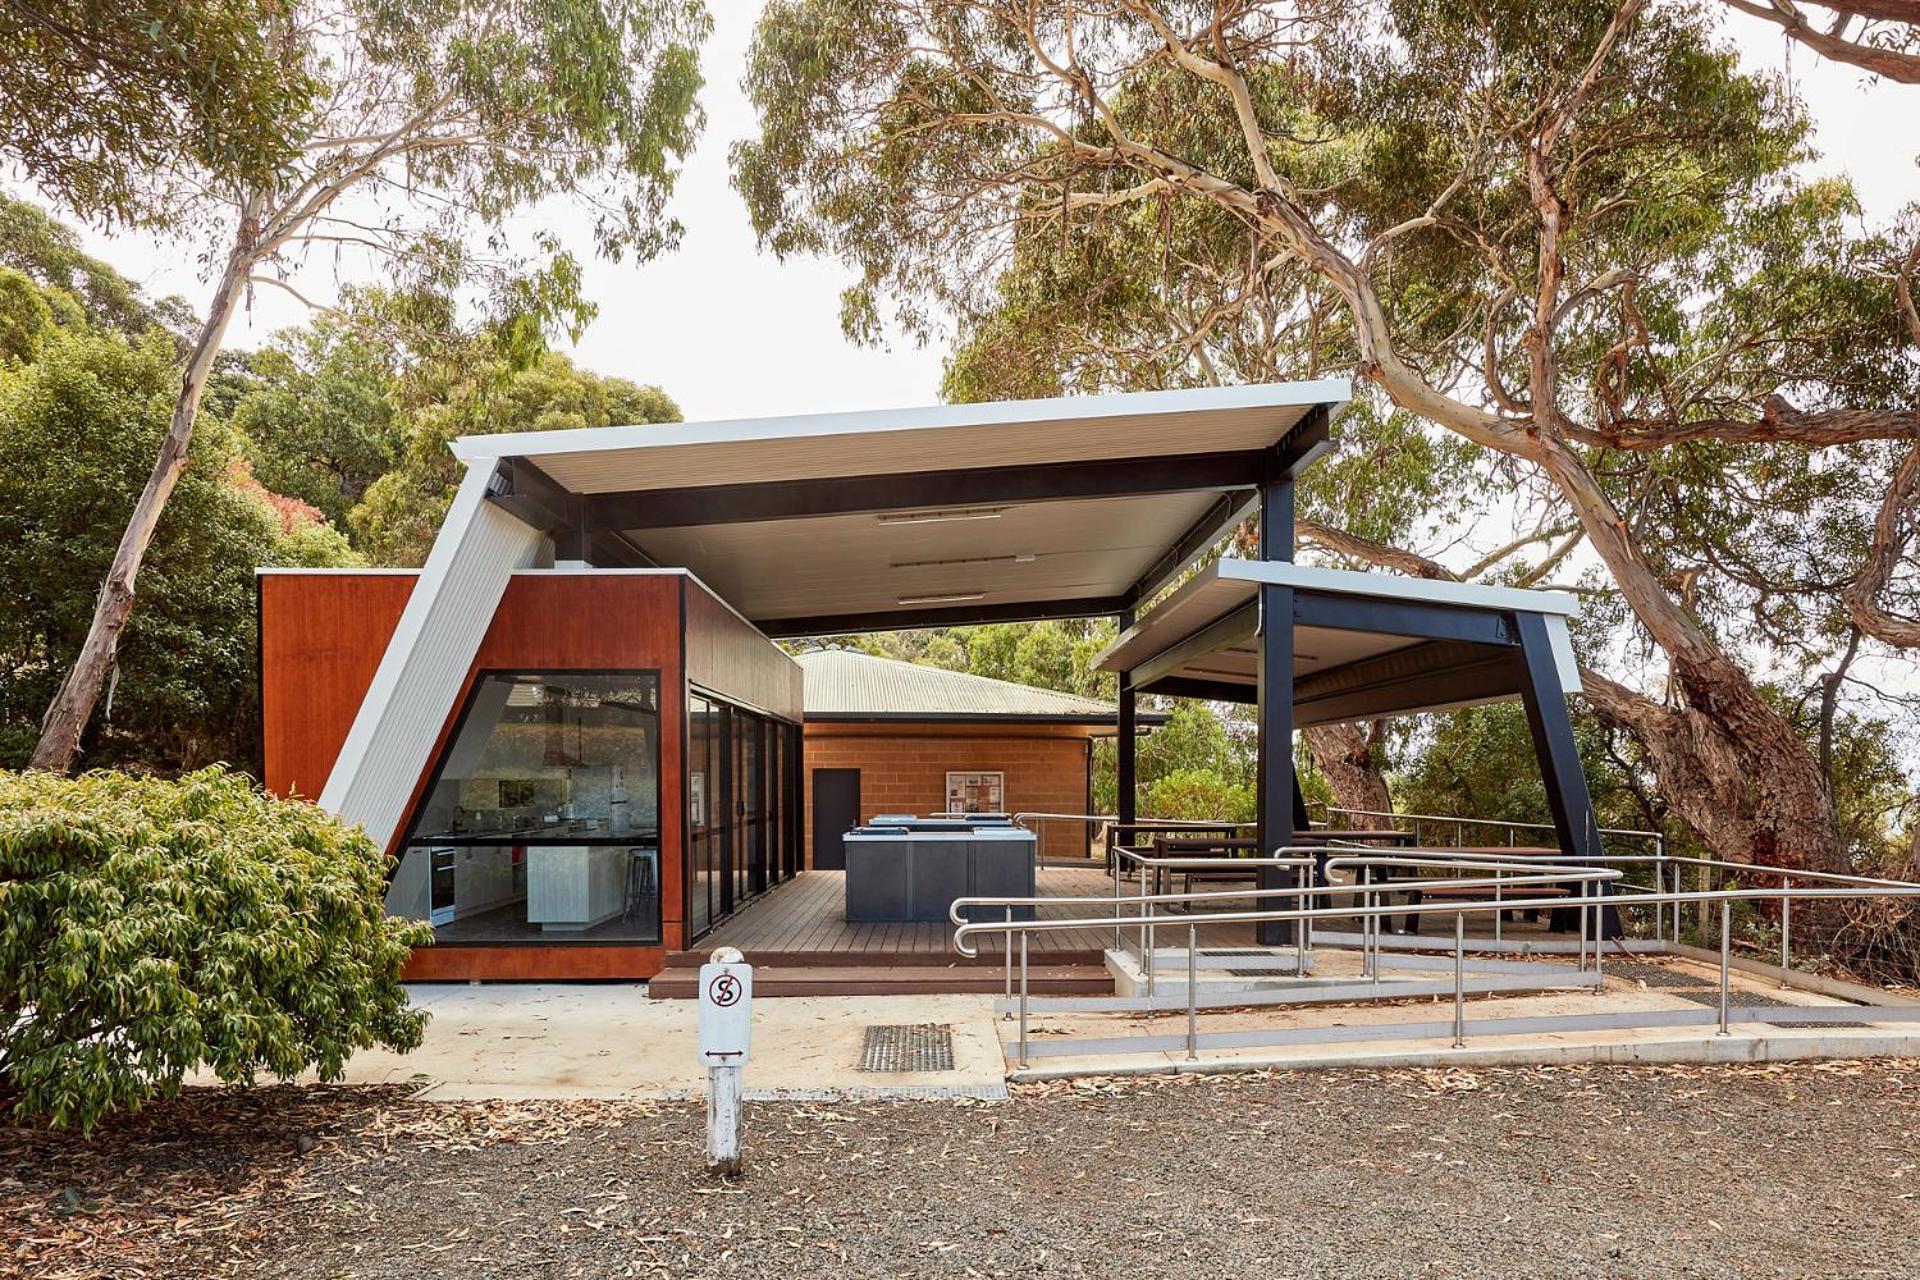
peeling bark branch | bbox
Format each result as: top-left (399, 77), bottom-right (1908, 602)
top-left (1844, 439), bottom-right (1920, 646)
top-left (1721, 0), bottom-right (1920, 83)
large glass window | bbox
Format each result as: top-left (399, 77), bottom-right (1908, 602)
top-left (391, 672), bottom-right (662, 945)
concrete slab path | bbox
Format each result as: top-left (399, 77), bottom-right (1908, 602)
top-left (317, 984), bottom-right (1011, 1101)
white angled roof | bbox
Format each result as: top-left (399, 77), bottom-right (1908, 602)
top-left (797, 648), bottom-right (1120, 720)
top-left (450, 380), bottom-right (1350, 491)
top-left (456, 381), bottom-right (1349, 631)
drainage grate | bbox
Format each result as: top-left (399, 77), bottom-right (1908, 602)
top-left (1603, 959), bottom-right (1713, 989)
top-left (860, 1023), bottom-right (956, 1073)
top-left (1606, 961), bottom-right (1872, 1028)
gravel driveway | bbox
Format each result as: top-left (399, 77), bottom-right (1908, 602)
top-left (8, 1061), bottom-right (1918, 1279)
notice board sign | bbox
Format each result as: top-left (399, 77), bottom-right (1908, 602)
top-left (697, 959), bottom-right (753, 1066)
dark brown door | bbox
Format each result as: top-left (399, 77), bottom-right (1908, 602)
top-left (811, 768), bottom-right (860, 871)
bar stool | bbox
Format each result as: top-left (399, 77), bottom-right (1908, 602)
top-left (623, 847), bottom-right (658, 924)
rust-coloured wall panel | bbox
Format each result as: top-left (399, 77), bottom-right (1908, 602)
top-left (404, 945), bottom-right (666, 982)
top-left (685, 579), bottom-right (804, 722)
top-left (258, 571), bottom-right (417, 800)
top-left (802, 722), bottom-right (1096, 862)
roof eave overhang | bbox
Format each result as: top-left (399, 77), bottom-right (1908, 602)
top-left (463, 381), bottom-right (1350, 632)
top-left (1095, 559), bottom-right (1585, 722)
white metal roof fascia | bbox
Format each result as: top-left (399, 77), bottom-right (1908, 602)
top-left (317, 463), bottom-right (550, 845)
top-left (1212, 559), bottom-right (1582, 618)
top-left (446, 379), bottom-right (1352, 465)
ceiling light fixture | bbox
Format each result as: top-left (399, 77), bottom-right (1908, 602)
top-left (897, 590), bottom-right (988, 606)
top-left (876, 507), bottom-right (1006, 526)
top-left (889, 552), bottom-right (1041, 570)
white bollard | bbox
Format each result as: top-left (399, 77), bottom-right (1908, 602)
top-left (698, 946), bottom-right (753, 1175)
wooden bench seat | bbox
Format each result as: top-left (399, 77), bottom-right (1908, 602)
top-left (1411, 882), bottom-right (1571, 899)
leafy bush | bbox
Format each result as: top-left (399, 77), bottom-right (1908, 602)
top-left (0, 767), bottom-right (431, 1131)
top-left (1143, 768), bottom-right (1255, 825)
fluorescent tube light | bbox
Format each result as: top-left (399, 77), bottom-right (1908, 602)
top-left (888, 552), bottom-right (1041, 570)
top-left (876, 507), bottom-right (1006, 525)
top-left (896, 590), bottom-right (988, 606)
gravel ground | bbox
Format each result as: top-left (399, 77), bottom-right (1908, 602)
top-left (7, 1061), bottom-right (1919, 1279)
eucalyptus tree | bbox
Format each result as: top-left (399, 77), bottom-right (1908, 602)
top-left (27, 0), bottom-right (711, 770)
top-left (1, 0), bottom-right (314, 226)
top-left (735, 0), bottom-right (1920, 880)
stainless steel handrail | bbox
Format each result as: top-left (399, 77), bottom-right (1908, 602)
top-left (1316, 804), bottom-right (1662, 843)
top-left (954, 844), bottom-right (1920, 1067)
top-left (1106, 848), bottom-right (1318, 999)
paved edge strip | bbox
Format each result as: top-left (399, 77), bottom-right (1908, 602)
top-left (1004, 1030), bottom-right (1920, 1082)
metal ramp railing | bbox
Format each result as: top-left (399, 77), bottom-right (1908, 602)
top-left (950, 848), bottom-right (1920, 1070)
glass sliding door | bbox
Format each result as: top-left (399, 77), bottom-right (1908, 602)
top-left (745, 716), bottom-right (767, 897)
top-left (718, 704), bottom-right (736, 918)
top-left (688, 695), bottom-right (717, 938)
top-left (684, 689), bottom-right (801, 942)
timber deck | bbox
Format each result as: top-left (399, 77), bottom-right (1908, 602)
top-left (650, 867), bottom-right (1149, 998)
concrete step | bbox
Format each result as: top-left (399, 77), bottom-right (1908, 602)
top-left (647, 960), bottom-right (1112, 999)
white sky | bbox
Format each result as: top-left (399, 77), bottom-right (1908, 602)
top-left (26, 5), bottom-right (1920, 422)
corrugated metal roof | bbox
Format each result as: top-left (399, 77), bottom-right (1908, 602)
top-left (796, 648), bottom-right (1119, 720)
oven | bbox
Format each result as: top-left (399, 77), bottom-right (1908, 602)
top-left (429, 847), bottom-right (457, 927)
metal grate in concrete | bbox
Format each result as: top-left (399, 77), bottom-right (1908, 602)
top-left (1607, 959), bottom-right (1872, 1028)
top-left (1603, 959), bottom-right (1714, 989)
top-left (859, 1023), bottom-right (956, 1073)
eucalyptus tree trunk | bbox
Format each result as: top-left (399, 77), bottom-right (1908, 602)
top-left (1529, 438), bottom-right (1847, 875)
top-left (30, 202), bottom-right (261, 770)
top-left (1302, 722), bottom-right (1395, 825)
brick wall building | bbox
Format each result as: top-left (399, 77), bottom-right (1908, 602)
top-left (796, 649), bottom-right (1154, 866)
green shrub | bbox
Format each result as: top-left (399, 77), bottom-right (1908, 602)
top-left (0, 766), bottom-right (431, 1131)
top-left (1143, 768), bottom-right (1255, 825)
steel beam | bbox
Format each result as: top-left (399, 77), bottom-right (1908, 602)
top-left (1137, 675), bottom-right (1257, 703)
top-left (756, 593), bottom-right (1131, 639)
top-left (578, 449), bottom-right (1274, 532)
top-left (1292, 591), bottom-right (1516, 646)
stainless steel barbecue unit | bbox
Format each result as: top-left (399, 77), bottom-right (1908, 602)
top-left (844, 824), bottom-right (1037, 923)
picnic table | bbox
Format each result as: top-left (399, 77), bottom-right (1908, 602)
top-left (1140, 830), bottom-right (1415, 903)
top-left (1384, 846), bottom-right (1620, 937)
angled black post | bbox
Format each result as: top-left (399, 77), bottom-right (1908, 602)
top-left (1513, 611), bottom-right (1621, 938)
top-left (1256, 473), bottom-right (1298, 946)
top-left (1116, 608), bottom-right (1137, 865)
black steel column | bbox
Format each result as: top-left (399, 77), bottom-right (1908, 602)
top-left (1256, 477), bottom-right (1297, 946)
top-left (1116, 608), bottom-right (1137, 862)
top-left (1513, 612), bottom-right (1621, 938)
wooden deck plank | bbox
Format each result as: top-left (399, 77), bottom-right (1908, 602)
top-left (698, 869), bottom-right (1116, 958)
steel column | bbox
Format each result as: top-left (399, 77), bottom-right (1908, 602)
top-left (1256, 475), bottom-right (1297, 946)
top-left (1117, 609), bottom-right (1137, 843)
top-left (1513, 611), bottom-right (1621, 940)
